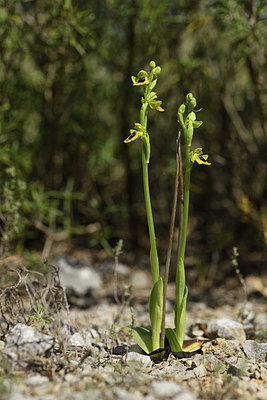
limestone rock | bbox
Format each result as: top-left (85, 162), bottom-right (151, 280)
top-left (3, 323), bottom-right (53, 362)
top-left (54, 256), bottom-right (102, 295)
top-left (207, 319), bottom-right (246, 342)
top-left (242, 340), bottom-right (267, 363)
top-left (127, 352), bottom-right (153, 368)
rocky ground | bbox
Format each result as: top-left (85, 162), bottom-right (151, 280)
top-left (0, 253), bottom-right (266, 400)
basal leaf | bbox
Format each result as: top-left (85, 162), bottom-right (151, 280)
top-left (174, 285), bottom-right (188, 347)
top-left (125, 326), bottom-right (153, 354)
top-left (149, 278), bottom-right (163, 351)
top-left (165, 327), bottom-right (183, 352)
top-left (148, 347), bottom-right (170, 361)
top-left (182, 339), bottom-right (207, 352)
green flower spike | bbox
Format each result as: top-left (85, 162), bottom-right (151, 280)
top-left (190, 148), bottom-right (211, 165)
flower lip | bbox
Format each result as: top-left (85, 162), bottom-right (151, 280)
top-left (196, 155), bottom-right (211, 165)
top-left (137, 77), bottom-right (146, 84)
top-left (124, 131), bottom-right (138, 143)
top-left (190, 148), bottom-right (211, 165)
top-left (128, 131), bottom-right (137, 140)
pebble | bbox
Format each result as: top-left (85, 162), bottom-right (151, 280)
top-left (113, 387), bottom-right (143, 400)
top-left (68, 331), bottom-right (93, 348)
top-left (54, 256), bottom-right (102, 295)
top-left (193, 365), bottom-right (207, 377)
top-left (207, 319), bottom-right (246, 342)
top-left (260, 364), bottom-right (267, 381)
top-left (203, 338), bottom-right (243, 358)
top-left (227, 360), bottom-right (249, 377)
top-left (126, 352), bottom-right (153, 368)
top-left (25, 375), bottom-right (49, 386)
top-left (202, 354), bottom-right (220, 372)
top-left (190, 354), bottom-right (203, 368)
top-left (242, 340), bottom-right (267, 363)
top-left (3, 324), bottom-right (53, 362)
top-left (149, 380), bottom-right (197, 400)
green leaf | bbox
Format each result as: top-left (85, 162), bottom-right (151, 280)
top-left (126, 326), bottom-right (153, 354)
top-left (182, 339), bottom-right (206, 352)
top-left (174, 285), bottom-right (188, 348)
top-left (165, 327), bottom-right (183, 352)
top-left (148, 78), bottom-right (157, 91)
top-left (149, 278), bottom-right (163, 351)
top-left (148, 347), bottom-right (170, 361)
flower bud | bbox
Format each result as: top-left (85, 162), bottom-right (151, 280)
top-left (186, 93), bottom-right (196, 113)
top-left (149, 60), bottom-right (156, 70)
top-left (154, 66), bottom-right (161, 75)
top-left (177, 104), bottom-right (185, 118)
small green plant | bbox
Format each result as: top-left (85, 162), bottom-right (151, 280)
top-left (124, 61), bottom-right (211, 356)
top-left (27, 301), bottom-right (50, 327)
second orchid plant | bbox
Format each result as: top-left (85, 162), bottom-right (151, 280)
top-left (124, 61), bottom-right (211, 358)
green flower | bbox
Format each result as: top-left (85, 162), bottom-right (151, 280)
top-left (131, 70), bottom-right (149, 86)
top-left (190, 148), bottom-right (211, 165)
top-left (124, 123), bottom-right (146, 143)
top-left (146, 92), bottom-right (164, 112)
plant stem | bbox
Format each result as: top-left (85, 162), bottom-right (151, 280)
top-left (160, 132), bottom-right (181, 348)
top-left (177, 137), bottom-right (184, 265)
top-left (175, 128), bottom-right (192, 347)
top-left (140, 103), bottom-right (159, 285)
top-left (178, 145), bottom-right (192, 262)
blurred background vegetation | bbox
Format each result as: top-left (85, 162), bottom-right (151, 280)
top-left (0, 0), bottom-right (266, 279)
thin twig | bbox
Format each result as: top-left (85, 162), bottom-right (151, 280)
top-left (160, 131), bottom-right (181, 348)
top-left (113, 240), bottom-right (123, 304)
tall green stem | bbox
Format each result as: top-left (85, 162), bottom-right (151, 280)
top-left (140, 103), bottom-right (159, 285)
top-left (178, 145), bottom-right (192, 262)
top-left (175, 117), bottom-right (192, 348)
top-left (160, 132), bottom-right (181, 347)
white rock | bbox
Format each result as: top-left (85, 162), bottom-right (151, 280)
top-left (260, 365), bottom-right (267, 381)
top-left (150, 380), bottom-right (197, 399)
top-left (68, 332), bottom-right (92, 348)
top-left (173, 393), bottom-right (198, 400)
top-left (242, 340), bottom-right (267, 363)
top-left (207, 319), bottom-right (246, 342)
top-left (68, 328), bottom-right (102, 348)
top-left (25, 375), bottom-right (49, 386)
top-left (126, 351), bottom-right (152, 368)
top-left (55, 256), bottom-right (102, 295)
top-left (113, 388), bottom-right (143, 400)
top-left (151, 381), bottom-right (183, 397)
top-left (3, 324), bottom-right (53, 360)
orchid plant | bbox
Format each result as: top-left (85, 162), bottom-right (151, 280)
top-left (124, 61), bottom-right (211, 358)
